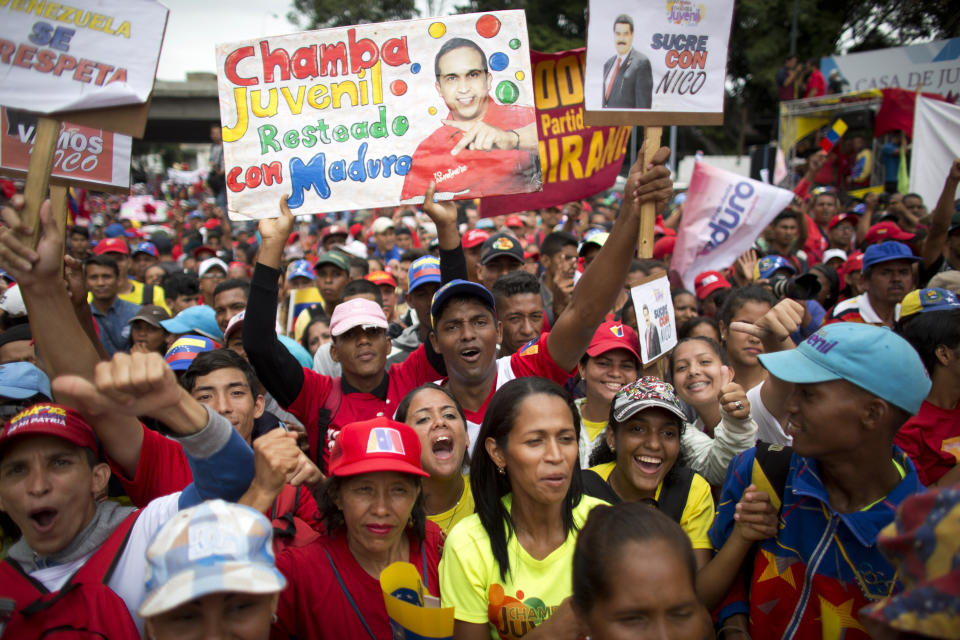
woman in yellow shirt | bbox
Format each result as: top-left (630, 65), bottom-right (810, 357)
top-left (396, 383), bottom-right (474, 535)
top-left (440, 377), bottom-right (607, 640)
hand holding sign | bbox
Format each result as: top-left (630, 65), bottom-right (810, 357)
top-left (624, 146), bottom-right (673, 214)
top-left (0, 196), bottom-right (62, 288)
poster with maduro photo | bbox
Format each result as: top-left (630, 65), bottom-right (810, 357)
top-left (631, 275), bottom-right (677, 365)
top-left (583, 0), bottom-right (734, 126)
top-left (216, 11), bottom-right (541, 220)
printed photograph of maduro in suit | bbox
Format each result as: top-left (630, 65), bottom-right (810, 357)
top-left (602, 14), bottom-right (653, 109)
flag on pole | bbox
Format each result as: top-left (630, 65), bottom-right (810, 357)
top-left (670, 163), bottom-right (796, 291)
top-left (819, 118), bottom-right (848, 153)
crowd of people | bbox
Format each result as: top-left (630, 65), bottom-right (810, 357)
top-left (0, 146), bottom-right (958, 640)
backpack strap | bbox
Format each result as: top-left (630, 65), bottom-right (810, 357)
top-left (271, 485), bottom-right (301, 540)
top-left (313, 378), bottom-right (343, 468)
top-left (657, 466), bottom-right (695, 524)
top-left (0, 557), bottom-right (50, 604)
top-left (420, 538), bottom-right (428, 593)
top-left (142, 284), bottom-right (155, 306)
top-left (322, 547), bottom-right (377, 640)
top-left (752, 442), bottom-right (793, 512)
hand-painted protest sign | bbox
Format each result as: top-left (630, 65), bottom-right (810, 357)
top-left (480, 48), bottom-right (630, 217)
top-left (583, 0), bottom-right (734, 126)
top-left (671, 162), bottom-right (795, 291)
top-left (631, 275), bottom-right (676, 364)
top-left (0, 0), bottom-right (168, 114)
top-left (215, 11), bottom-right (540, 220)
top-left (381, 561), bottom-right (453, 640)
top-left (0, 107), bottom-right (131, 190)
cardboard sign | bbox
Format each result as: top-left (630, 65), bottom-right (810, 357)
top-left (631, 275), bottom-right (676, 364)
top-left (215, 11), bottom-right (540, 220)
top-left (0, 0), bottom-right (168, 114)
top-left (670, 162), bottom-right (795, 291)
top-left (0, 107), bottom-right (131, 190)
top-left (480, 48), bottom-right (631, 217)
top-left (583, 0), bottom-right (734, 126)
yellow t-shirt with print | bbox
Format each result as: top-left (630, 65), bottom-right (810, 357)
top-left (426, 476), bottom-right (475, 536)
top-left (89, 279), bottom-right (169, 313)
top-left (440, 493), bottom-right (608, 640)
top-left (582, 415), bottom-right (607, 444)
top-left (589, 461), bottom-right (714, 550)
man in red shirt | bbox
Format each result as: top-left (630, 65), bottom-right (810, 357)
top-left (400, 37), bottom-right (540, 201)
top-left (418, 147), bottom-right (675, 451)
top-left (803, 189), bottom-right (840, 263)
top-left (803, 59), bottom-right (826, 98)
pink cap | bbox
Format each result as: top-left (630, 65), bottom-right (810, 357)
top-left (329, 298), bottom-right (388, 337)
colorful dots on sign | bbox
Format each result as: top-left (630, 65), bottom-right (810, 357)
top-left (429, 22), bottom-right (446, 38)
top-left (428, 106), bottom-right (437, 115)
top-left (476, 14), bottom-right (501, 38)
top-left (411, 62), bottom-right (421, 74)
top-left (515, 71), bottom-right (525, 81)
top-left (509, 38), bottom-right (521, 50)
top-left (489, 52), bottom-right (509, 71)
top-left (496, 81), bottom-right (519, 104)
top-left (390, 80), bottom-right (407, 96)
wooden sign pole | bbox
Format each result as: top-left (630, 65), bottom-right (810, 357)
top-left (18, 117), bottom-right (60, 249)
top-left (637, 126), bottom-right (663, 258)
top-left (48, 184), bottom-right (69, 273)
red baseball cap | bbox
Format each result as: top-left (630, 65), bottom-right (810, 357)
top-left (843, 250), bottom-right (864, 274)
top-left (365, 270), bottom-right (397, 288)
top-left (827, 213), bottom-right (858, 230)
top-left (329, 418), bottom-right (428, 477)
top-left (694, 271), bottom-right (732, 300)
top-left (864, 221), bottom-right (915, 245)
top-left (191, 245), bottom-right (216, 259)
top-left (505, 215), bottom-right (525, 229)
top-left (0, 403), bottom-right (98, 454)
top-left (93, 237), bottom-right (129, 256)
top-left (653, 236), bottom-right (676, 260)
top-left (462, 229), bottom-right (490, 249)
top-left (587, 321), bottom-right (640, 362)
top-left (321, 224), bottom-right (348, 239)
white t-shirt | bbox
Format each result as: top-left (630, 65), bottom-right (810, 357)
top-left (27, 493), bottom-right (180, 634)
top-left (747, 382), bottom-right (792, 446)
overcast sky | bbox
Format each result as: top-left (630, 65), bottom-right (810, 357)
top-left (155, 0), bottom-right (453, 81)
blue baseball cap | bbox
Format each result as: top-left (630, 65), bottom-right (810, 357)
top-left (408, 256), bottom-right (441, 293)
top-left (133, 241), bottom-right (158, 258)
top-left (286, 259), bottom-right (316, 282)
top-left (138, 499), bottom-right (286, 617)
top-left (164, 334), bottom-right (217, 371)
top-left (104, 222), bottom-right (126, 238)
top-left (756, 255), bottom-right (797, 279)
top-left (863, 241), bottom-right (920, 272)
top-left (161, 305), bottom-right (224, 342)
top-left (758, 323), bottom-right (930, 414)
top-left (0, 362), bottom-right (51, 400)
top-left (430, 279), bottom-right (496, 325)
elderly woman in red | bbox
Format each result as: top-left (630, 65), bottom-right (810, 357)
top-left (248, 417), bottom-right (444, 640)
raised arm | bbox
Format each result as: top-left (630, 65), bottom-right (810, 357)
top-left (423, 182), bottom-right (469, 283)
top-left (546, 147), bottom-right (674, 371)
top-left (922, 159), bottom-right (960, 269)
top-left (243, 198), bottom-right (306, 407)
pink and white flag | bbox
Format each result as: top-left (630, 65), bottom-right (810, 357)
top-left (671, 162), bottom-right (795, 291)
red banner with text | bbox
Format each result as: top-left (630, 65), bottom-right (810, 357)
top-left (480, 48), bottom-right (630, 217)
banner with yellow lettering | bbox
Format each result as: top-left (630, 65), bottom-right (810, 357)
top-left (216, 11), bottom-right (541, 220)
top-left (481, 48), bottom-right (630, 218)
top-left (0, 0), bottom-right (168, 113)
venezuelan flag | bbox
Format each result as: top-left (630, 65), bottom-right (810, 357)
top-left (286, 287), bottom-right (325, 335)
top-left (819, 119), bottom-right (848, 153)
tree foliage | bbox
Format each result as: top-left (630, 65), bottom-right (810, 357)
top-left (287, 0), bottom-right (418, 30)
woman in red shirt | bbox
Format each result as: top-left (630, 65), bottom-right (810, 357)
top-left (268, 418), bottom-right (444, 639)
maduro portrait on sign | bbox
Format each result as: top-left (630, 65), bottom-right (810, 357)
top-left (601, 14), bottom-right (652, 109)
top-left (400, 37), bottom-right (541, 201)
